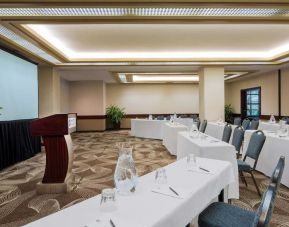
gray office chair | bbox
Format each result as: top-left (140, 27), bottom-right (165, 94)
top-left (198, 156), bottom-right (285, 227)
top-left (238, 130), bottom-right (266, 196)
top-left (233, 117), bottom-right (242, 126)
top-left (199, 120), bottom-right (207, 133)
top-left (250, 119), bottom-right (260, 130)
top-left (231, 126), bottom-right (245, 157)
top-left (242, 118), bottom-right (251, 130)
top-left (222, 124), bottom-right (232, 143)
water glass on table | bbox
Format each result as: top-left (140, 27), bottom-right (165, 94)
top-left (155, 168), bottom-right (167, 186)
top-left (187, 154), bottom-right (198, 171)
top-left (100, 188), bottom-right (117, 212)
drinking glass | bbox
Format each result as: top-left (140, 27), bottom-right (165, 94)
top-left (187, 154), bottom-right (198, 170)
top-left (100, 188), bottom-right (117, 212)
top-left (155, 168), bottom-right (167, 185)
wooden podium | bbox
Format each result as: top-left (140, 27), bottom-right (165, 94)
top-left (31, 114), bottom-right (76, 194)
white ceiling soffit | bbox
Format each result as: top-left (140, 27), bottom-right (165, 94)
top-left (59, 70), bottom-right (115, 82)
top-left (23, 24), bottom-right (289, 62)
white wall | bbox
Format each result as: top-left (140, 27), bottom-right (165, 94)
top-left (106, 83), bottom-right (199, 114)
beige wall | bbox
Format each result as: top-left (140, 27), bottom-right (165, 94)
top-left (199, 67), bottom-right (224, 121)
top-left (106, 83), bottom-right (199, 114)
top-left (226, 71), bottom-right (279, 115)
top-left (60, 78), bottom-right (70, 113)
top-left (38, 66), bottom-right (61, 118)
top-left (69, 81), bottom-right (106, 115)
top-left (281, 69), bottom-right (289, 116)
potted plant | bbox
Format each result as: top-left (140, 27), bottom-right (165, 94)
top-left (224, 104), bottom-right (234, 123)
top-left (106, 105), bottom-right (126, 130)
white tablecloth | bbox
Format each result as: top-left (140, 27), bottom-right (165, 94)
top-left (258, 121), bottom-right (281, 132)
top-left (205, 122), bottom-right (226, 140)
top-left (243, 130), bottom-right (289, 188)
top-left (131, 119), bottom-right (167, 139)
top-left (177, 132), bottom-right (239, 199)
top-left (174, 118), bottom-right (195, 128)
top-left (25, 158), bottom-right (235, 227)
top-left (163, 123), bottom-right (188, 155)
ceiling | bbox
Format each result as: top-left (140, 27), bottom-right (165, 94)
top-left (24, 23), bottom-right (289, 61)
top-left (1, 0), bottom-right (289, 82)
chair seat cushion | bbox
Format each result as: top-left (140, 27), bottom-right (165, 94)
top-left (198, 202), bottom-right (256, 227)
top-left (238, 159), bottom-right (251, 171)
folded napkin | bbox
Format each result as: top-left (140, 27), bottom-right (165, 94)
top-left (151, 186), bottom-right (187, 199)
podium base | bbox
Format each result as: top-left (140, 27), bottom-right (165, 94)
top-left (36, 182), bottom-right (68, 194)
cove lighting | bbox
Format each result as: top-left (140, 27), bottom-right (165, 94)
top-left (23, 24), bottom-right (289, 61)
top-left (133, 75), bottom-right (199, 82)
top-left (0, 25), bottom-right (61, 64)
top-left (1, 8), bottom-right (289, 17)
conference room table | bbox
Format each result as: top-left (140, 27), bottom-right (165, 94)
top-left (205, 122), bottom-right (237, 143)
top-left (177, 131), bottom-right (239, 199)
top-left (174, 118), bottom-right (194, 128)
top-left (25, 157), bottom-right (235, 227)
top-left (258, 121), bottom-right (281, 132)
top-left (243, 130), bottom-right (289, 188)
top-left (130, 119), bottom-right (168, 140)
top-left (205, 122), bottom-right (226, 140)
top-left (163, 122), bottom-right (188, 155)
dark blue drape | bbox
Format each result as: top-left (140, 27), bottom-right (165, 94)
top-left (0, 119), bottom-right (41, 170)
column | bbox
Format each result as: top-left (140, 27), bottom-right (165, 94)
top-left (199, 67), bottom-right (225, 121)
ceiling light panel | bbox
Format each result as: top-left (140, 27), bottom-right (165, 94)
top-left (1, 8), bottom-right (289, 17)
top-left (0, 25), bottom-right (61, 64)
top-left (133, 75), bottom-right (199, 82)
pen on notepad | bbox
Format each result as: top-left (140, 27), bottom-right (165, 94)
top-left (110, 219), bottom-right (116, 227)
top-left (169, 187), bottom-right (179, 196)
top-left (199, 167), bottom-right (210, 173)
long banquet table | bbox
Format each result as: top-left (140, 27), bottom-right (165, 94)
top-left (24, 158), bottom-right (235, 227)
top-left (243, 130), bottom-right (289, 188)
top-left (177, 131), bottom-right (239, 199)
top-left (163, 122), bottom-right (188, 155)
top-left (205, 122), bottom-right (226, 140)
top-left (258, 121), bottom-right (280, 131)
top-left (174, 118), bottom-right (194, 128)
top-left (130, 119), bottom-right (167, 139)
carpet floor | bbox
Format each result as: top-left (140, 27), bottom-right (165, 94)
top-left (0, 131), bottom-right (288, 226)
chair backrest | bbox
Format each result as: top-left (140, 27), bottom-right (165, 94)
top-left (199, 120), bottom-right (207, 133)
top-left (281, 117), bottom-right (289, 124)
top-left (231, 126), bottom-right (244, 153)
top-left (233, 117), bottom-right (242, 126)
top-left (250, 119), bottom-right (260, 130)
top-left (242, 118), bottom-right (251, 130)
top-left (244, 130), bottom-right (266, 169)
top-left (253, 156), bottom-right (285, 227)
top-left (222, 124), bottom-right (232, 143)
top-left (157, 115), bottom-right (164, 120)
top-left (193, 118), bottom-right (200, 130)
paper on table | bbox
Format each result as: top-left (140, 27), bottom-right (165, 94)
top-left (151, 186), bottom-right (188, 199)
top-left (84, 219), bottom-right (111, 227)
top-left (188, 168), bottom-right (215, 175)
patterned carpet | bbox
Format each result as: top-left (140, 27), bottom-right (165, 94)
top-left (0, 131), bottom-right (288, 227)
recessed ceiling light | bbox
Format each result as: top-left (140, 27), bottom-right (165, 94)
top-left (118, 73), bottom-right (127, 83)
top-left (0, 25), bottom-right (61, 64)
